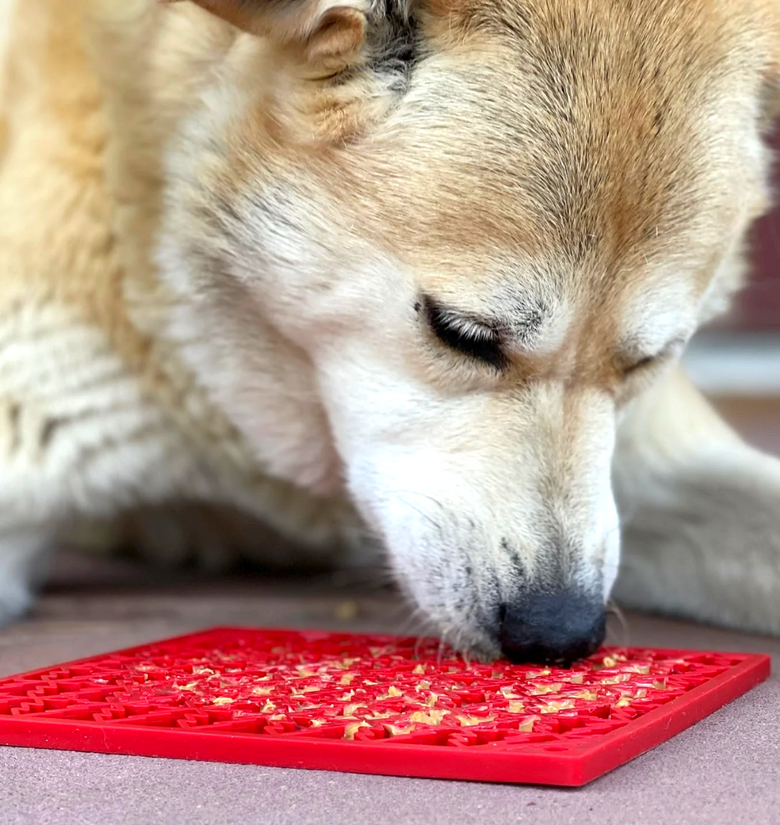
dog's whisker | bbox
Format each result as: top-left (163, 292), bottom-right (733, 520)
top-left (383, 490), bottom-right (449, 516)
top-left (606, 601), bottom-right (631, 648)
top-left (377, 494), bottom-right (445, 536)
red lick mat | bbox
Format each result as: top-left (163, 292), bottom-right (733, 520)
top-left (0, 627), bottom-right (770, 786)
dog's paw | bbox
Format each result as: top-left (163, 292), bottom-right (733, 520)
top-left (63, 505), bottom-right (245, 572)
top-left (67, 501), bottom-right (363, 574)
top-left (0, 528), bottom-right (51, 625)
top-left (0, 576), bottom-right (33, 625)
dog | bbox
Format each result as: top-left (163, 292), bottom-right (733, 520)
top-left (1, 0), bottom-right (779, 663)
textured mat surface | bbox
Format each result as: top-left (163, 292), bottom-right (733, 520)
top-left (0, 626), bottom-right (768, 787)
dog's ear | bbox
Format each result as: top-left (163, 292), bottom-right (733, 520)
top-left (162, 0), bottom-right (369, 73)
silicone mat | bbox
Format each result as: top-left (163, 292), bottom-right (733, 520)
top-left (0, 627), bottom-right (770, 786)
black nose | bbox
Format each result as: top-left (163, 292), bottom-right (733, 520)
top-left (498, 589), bottom-right (606, 665)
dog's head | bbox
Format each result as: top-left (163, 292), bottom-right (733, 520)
top-left (160, 0), bottom-right (780, 661)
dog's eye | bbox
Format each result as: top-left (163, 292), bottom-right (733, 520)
top-left (422, 298), bottom-right (508, 370)
top-left (625, 355), bottom-right (656, 374)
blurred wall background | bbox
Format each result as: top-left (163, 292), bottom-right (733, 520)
top-left (732, 129), bottom-right (780, 332)
top-left (684, 129), bottom-right (780, 455)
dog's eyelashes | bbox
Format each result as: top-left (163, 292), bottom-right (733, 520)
top-left (422, 297), bottom-right (508, 371)
top-left (624, 355), bottom-right (657, 375)
top-left (621, 336), bottom-right (689, 379)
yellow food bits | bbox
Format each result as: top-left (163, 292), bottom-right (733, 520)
top-left (343, 722), bottom-right (370, 740)
top-left (456, 714), bottom-right (496, 727)
top-left (409, 710), bottom-right (450, 725)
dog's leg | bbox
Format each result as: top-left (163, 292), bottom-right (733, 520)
top-left (0, 302), bottom-right (364, 622)
top-left (0, 299), bottom-right (231, 621)
top-left (613, 365), bottom-right (780, 635)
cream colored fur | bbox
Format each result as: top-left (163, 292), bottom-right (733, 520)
top-left (1, 0), bottom-right (779, 654)
top-left (0, 0), bottom-right (362, 621)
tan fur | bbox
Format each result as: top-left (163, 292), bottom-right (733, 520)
top-left (1, 0), bottom-right (779, 651)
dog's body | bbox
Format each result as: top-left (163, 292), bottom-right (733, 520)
top-left (0, 0), bottom-right (365, 606)
top-left (1, 0), bottom-right (780, 659)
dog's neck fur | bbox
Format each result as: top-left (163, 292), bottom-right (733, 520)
top-left (105, 2), bottom-right (354, 492)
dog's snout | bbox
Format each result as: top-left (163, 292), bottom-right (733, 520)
top-left (497, 590), bottom-right (606, 665)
